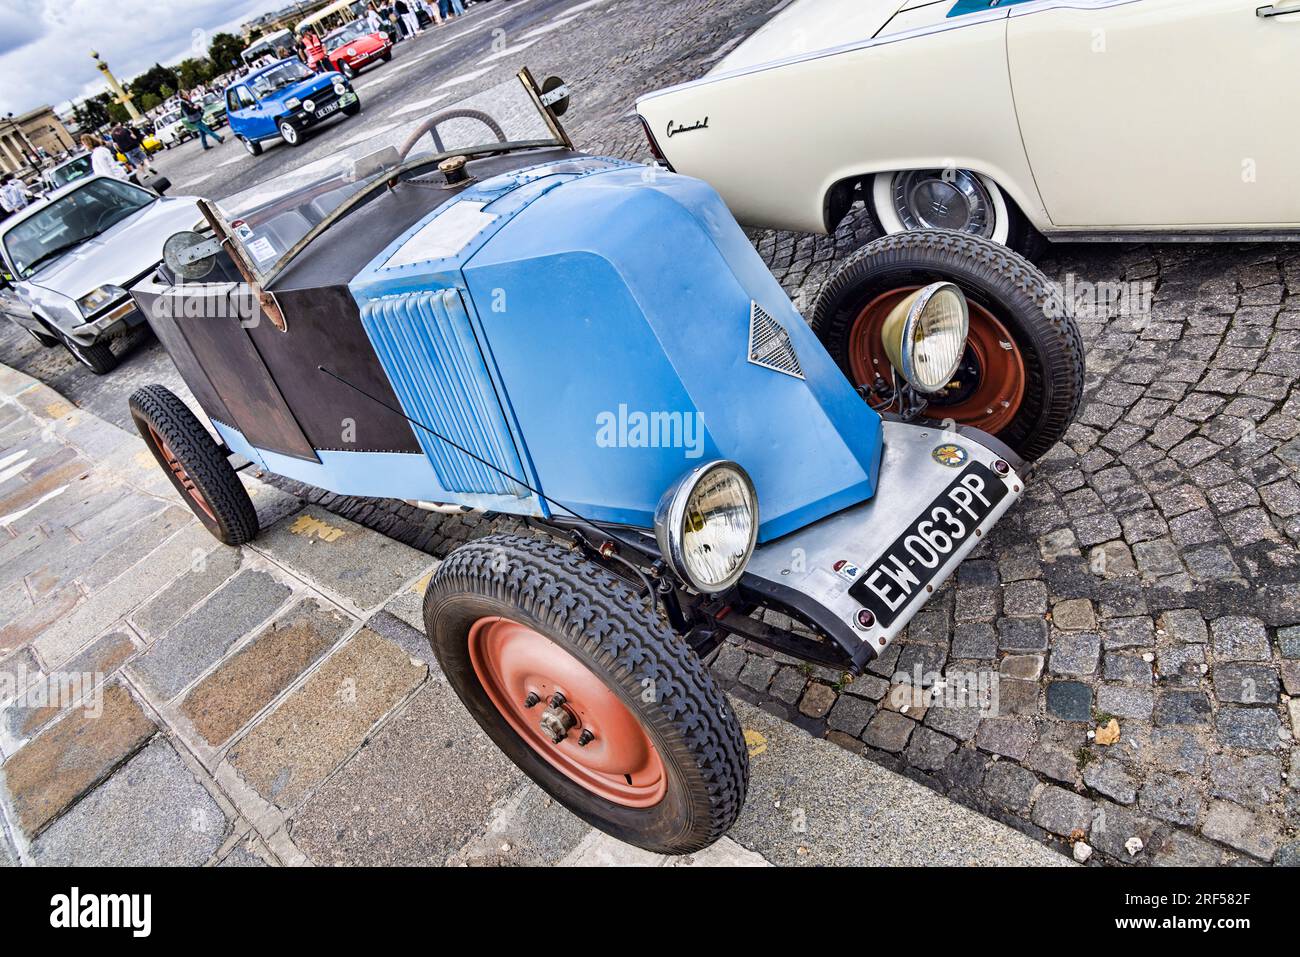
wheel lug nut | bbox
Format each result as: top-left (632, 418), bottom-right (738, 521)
top-left (524, 692), bottom-right (540, 709)
top-left (549, 692), bottom-right (566, 709)
top-left (577, 730), bottom-right (595, 747)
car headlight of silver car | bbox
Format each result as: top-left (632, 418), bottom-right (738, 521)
top-left (655, 461), bottom-right (758, 594)
top-left (881, 281), bottom-right (970, 394)
top-left (76, 284), bottom-right (128, 318)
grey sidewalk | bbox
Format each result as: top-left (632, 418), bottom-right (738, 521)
top-left (0, 363), bottom-right (1066, 866)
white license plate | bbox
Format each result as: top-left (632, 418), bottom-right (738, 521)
top-left (314, 100), bottom-right (340, 119)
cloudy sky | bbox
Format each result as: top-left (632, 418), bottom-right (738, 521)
top-left (0, 0), bottom-right (289, 115)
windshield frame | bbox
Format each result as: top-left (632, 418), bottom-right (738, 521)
top-left (253, 60), bottom-right (316, 97)
top-left (3, 177), bottom-right (156, 280)
top-left (325, 20), bottom-right (374, 48)
top-left (209, 69), bottom-right (571, 290)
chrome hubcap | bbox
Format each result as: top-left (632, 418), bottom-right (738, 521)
top-left (892, 169), bottom-right (995, 237)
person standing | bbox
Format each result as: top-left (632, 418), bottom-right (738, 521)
top-left (395, 0), bottom-right (421, 37)
top-left (80, 134), bottom-right (128, 180)
top-left (418, 0), bottom-right (442, 25)
top-left (110, 123), bottom-right (156, 177)
top-left (301, 29), bottom-right (332, 72)
top-left (180, 95), bottom-right (226, 151)
top-left (0, 174), bottom-right (32, 214)
top-left (366, 3), bottom-right (386, 34)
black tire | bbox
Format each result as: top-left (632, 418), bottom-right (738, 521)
top-left (424, 534), bottom-right (748, 855)
top-left (278, 121), bottom-right (302, 147)
top-left (812, 229), bottom-right (1084, 461)
top-left (381, 48), bottom-right (393, 61)
top-left (128, 384), bottom-right (259, 545)
top-left (340, 62), bottom-right (356, 79)
top-left (57, 330), bottom-right (118, 375)
top-left (242, 136), bottom-right (263, 157)
top-left (343, 98), bottom-right (361, 116)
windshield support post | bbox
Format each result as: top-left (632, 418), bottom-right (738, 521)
top-left (196, 198), bottom-right (287, 333)
top-left (519, 67), bottom-right (573, 151)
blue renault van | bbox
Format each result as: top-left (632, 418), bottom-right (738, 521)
top-left (225, 58), bottom-right (360, 156)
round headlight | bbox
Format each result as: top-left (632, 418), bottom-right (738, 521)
top-left (655, 462), bottom-right (758, 594)
top-left (881, 281), bottom-right (969, 393)
top-left (302, 98), bottom-right (316, 113)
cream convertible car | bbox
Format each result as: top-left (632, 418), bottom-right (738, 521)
top-left (636, 0), bottom-right (1300, 255)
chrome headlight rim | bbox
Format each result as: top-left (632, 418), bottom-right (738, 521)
top-left (895, 281), bottom-right (970, 394)
top-left (654, 460), bottom-right (759, 595)
top-left (76, 284), bottom-right (128, 318)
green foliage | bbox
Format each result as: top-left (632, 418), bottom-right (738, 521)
top-left (208, 31), bottom-right (246, 72)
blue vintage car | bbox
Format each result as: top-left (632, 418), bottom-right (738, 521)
top-left (225, 57), bottom-right (360, 156)
top-left (128, 71), bottom-right (1082, 854)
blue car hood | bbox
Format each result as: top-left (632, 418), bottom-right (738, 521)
top-left (348, 158), bottom-right (882, 542)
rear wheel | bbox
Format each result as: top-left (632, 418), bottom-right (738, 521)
top-left (340, 61), bottom-right (356, 79)
top-left (812, 229), bottom-right (1084, 461)
top-left (424, 534), bottom-right (748, 854)
top-left (869, 170), bottom-right (1044, 258)
top-left (128, 384), bottom-right (258, 545)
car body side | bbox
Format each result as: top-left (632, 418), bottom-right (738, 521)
top-left (636, 0), bottom-right (1300, 239)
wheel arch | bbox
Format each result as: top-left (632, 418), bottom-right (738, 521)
top-left (821, 161), bottom-right (1051, 236)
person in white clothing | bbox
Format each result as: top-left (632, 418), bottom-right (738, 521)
top-left (80, 134), bottom-right (128, 182)
top-left (366, 4), bottom-right (386, 33)
top-left (0, 174), bottom-right (31, 214)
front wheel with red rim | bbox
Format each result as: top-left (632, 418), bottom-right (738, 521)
top-left (425, 534), bottom-right (748, 855)
top-left (811, 229), bottom-right (1085, 462)
top-left (128, 384), bottom-right (259, 546)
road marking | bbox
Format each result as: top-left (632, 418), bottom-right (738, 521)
top-left (334, 122), bottom-right (400, 148)
top-left (744, 729), bottom-right (768, 756)
top-left (0, 487), bottom-right (66, 527)
top-left (392, 93), bottom-right (452, 116)
top-left (520, 14), bottom-right (580, 40)
top-left (436, 66), bottom-right (494, 90)
top-left (0, 458), bottom-right (34, 486)
top-left (479, 38), bottom-right (541, 65)
top-left (0, 450), bottom-right (27, 471)
top-left (290, 514), bottom-right (346, 542)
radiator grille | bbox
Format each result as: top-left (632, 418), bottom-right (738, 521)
top-left (748, 301), bottom-right (804, 379)
top-left (360, 288), bottom-right (528, 498)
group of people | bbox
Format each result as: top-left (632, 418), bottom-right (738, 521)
top-left (367, 0), bottom-right (469, 40)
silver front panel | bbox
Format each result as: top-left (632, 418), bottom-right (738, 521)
top-left (745, 420), bottom-right (1024, 655)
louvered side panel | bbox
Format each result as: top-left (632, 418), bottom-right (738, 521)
top-left (360, 288), bottom-right (528, 498)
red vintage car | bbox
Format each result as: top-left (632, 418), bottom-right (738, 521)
top-left (319, 19), bottom-right (393, 79)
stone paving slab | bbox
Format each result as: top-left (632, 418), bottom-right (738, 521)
top-left (29, 738), bottom-right (229, 866)
top-left (726, 700), bottom-right (1071, 866)
top-left (179, 598), bottom-right (353, 748)
top-left (0, 630), bottom-right (138, 755)
top-left (128, 568), bottom-right (293, 702)
top-left (32, 522), bottom-right (218, 669)
top-left (0, 681), bottom-right (155, 838)
top-left (291, 674), bottom-right (521, 865)
top-left (226, 628), bottom-right (426, 812)
top-left (127, 545), bottom-right (243, 641)
top-left (252, 505), bottom-right (436, 613)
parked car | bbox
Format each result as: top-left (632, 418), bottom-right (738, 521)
top-left (0, 173), bottom-right (190, 373)
top-left (127, 71), bottom-right (1082, 854)
top-left (225, 57), bottom-right (360, 155)
top-left (199, 91), bottom-right (228, 129)
top-left (636, 0), bottom-right (1300, 256)
top-left (41, 153), bottom-right (93, 191)
top-left (155, 108), bottom-right (196, 148)
top-left (320, 18), bottom-right (394, 78)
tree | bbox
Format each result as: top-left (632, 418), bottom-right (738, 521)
top-left (106, 101), bottom-right (129, 125)
top-left (208, 32), bottom-right (246, 73)
top-left (72, 93), bottom-right (111, 132)
top-left (177, 57), bottom-right (212, 92)
top-left (139, 92), bottom-right (162, 112)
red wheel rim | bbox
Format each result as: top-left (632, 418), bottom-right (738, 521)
top-left (468, 617), bottom-right (667, 808)
top-left (848, 287), bottom-right (1027, 435)
top-left (149, 426), bottom-right (218, 524)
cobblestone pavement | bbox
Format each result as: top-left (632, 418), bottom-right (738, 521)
top-left (0, 0), bottom-right (1297, 866)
